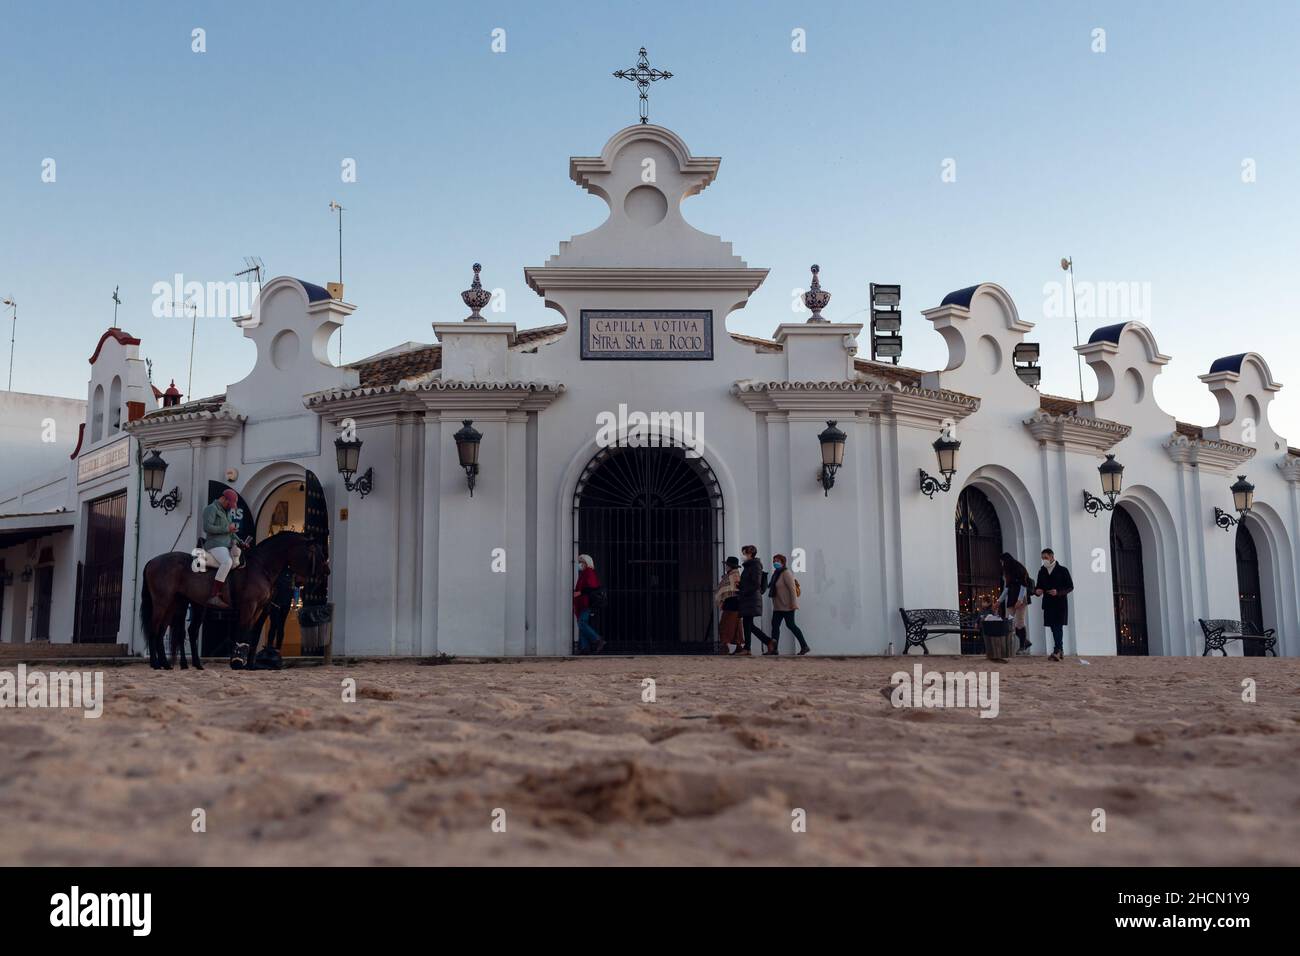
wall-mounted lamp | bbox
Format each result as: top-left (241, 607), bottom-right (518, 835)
top-left (1083, 453), bottom-right (1124, 515)
top-left (334, 434), bottom-right (373, 499)
top-left (454, 419), bottom-right (482, 496)
top-left (815, 420), bottom-right (847, 496)
top-left (0, 570), bottom-right (12, 586)
top-left (1214, 474), bottom-right (1255, 531)
top-left (919, 434), bottom-right (961, 498)
top-left (1013, 342), bottom-right (1042, 388)
top-left (20, 565), bottom-right (33, 583)
top-left (141, 449), bottom-right (182, 513)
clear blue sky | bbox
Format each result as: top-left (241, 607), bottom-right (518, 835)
top-left (3, 1), bottom-right (1298, 439)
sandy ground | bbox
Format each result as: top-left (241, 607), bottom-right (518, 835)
top-left (1, 655), bottom-right (1298, 866)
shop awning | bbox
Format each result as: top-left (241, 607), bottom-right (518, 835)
top-left (0, 510), bottom-right (75, 549)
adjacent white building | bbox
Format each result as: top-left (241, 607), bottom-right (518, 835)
top-left (3, 123), bottom-right (1296, 658)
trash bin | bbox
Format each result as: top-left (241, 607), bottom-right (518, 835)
top-left (981, 616), bottom-right (1013, 661)
top-left (298, 603), bottom-right (333, 658)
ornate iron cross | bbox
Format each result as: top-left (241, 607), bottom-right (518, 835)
top-left (613, 47), bottom-right (673, 125)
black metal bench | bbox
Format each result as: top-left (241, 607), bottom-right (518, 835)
top-left (898, 608), bottom-right (980, 655)
top-left (1198, 618), bottom-right (1278, 657)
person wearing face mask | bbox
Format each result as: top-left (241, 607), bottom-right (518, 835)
top-left (573, 554), bottom-right (606, 655)
top-left (767, 553), bottom-right (809, 656)
top-left (736, 545), bottom-right (773, 656)
top-left (1034, 548), bottom-right (1074, 661)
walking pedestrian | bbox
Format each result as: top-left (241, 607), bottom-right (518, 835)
top-left (736, 545), bottom-right (772, 656)
top-left (714, 556), bottom-right (742, 654)
top-left (768, 553), bottom-right (809, 656)
top-left (573, 553), bottom-right (606, 655)
top-left (998, 552), bottom-right (1033, 655)
top-left (1034, 548), bottom-right (1074, 661)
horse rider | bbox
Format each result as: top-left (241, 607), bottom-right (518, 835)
top-left (201, 488), bottom-right (242, 609)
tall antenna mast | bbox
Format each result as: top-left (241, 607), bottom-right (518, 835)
top-left (329, 200), bottom-right (344, 364)
top-left (1, 298), bottom-right (15, 391)
top-left (171, 296), bottom-right (198, 399)
top-left (1061, 256), bottom-right (1084, 401)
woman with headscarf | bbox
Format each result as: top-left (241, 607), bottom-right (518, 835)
top-left (573, 553), bottom-right (606, 655)
top-left (714, 556), bottom-right (743, 654)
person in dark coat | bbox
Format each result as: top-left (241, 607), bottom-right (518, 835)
top-left (998, 553), bottom-right (1033, 655)
top-left (736, 545), bottom-right (773, 656)
top-left (1034, 548), bottom-right (1074, 660)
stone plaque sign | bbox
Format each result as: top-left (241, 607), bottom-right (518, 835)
top-left (580, 310), bottom-right (713, 360)
top-left (77, 436), bottom-right (130, 483)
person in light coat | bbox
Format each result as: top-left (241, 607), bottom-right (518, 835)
top-left (767, 553), bottom-right (810, 656)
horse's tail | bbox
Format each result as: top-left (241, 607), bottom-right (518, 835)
top-left (139, 567), bottom-right (155, 641)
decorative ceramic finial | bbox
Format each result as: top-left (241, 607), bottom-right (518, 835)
top-left (803, 264), bottom-right (831, 322)
top-left (461, 262), bottom-right (492, 322)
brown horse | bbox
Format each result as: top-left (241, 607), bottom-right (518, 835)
top-left (140, 531), bottom-right (328, 670)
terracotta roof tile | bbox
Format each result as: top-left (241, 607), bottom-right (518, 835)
top-left (1039, 393), bottom-right (1081, 416)
top-left (854, 359), bottom-right (925, 387)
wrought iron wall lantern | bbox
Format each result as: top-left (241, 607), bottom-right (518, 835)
top-left (1083, 453), bottom-right (1124, 515)
top-left (816, 420), bottom-right (846, 496)
top-left (20, 565), bottom-right (33, 583)
top-left (0, 571), bottom-right (12, 586)
top-left (454, 419), bottom-right (482, 496)
top-left (334, 434), bottom-right (373, 499)
top-left (919, 435), bottom-right (961, 498)
top-left (1214, 475), bottom-right (1255, 531)
top-left (141, 449), bottom-right (182, 513)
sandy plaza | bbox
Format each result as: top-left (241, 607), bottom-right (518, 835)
top-left (2, 656), bottom-right (1296, 867)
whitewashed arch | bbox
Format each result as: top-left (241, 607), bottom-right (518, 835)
top-left (1113, 484), bottom-right (1184, 656)
top-left (552, 425), bottom-right (741, 656)
top-left (964, 463), bottom-right (1044, 564)
top-left (238, 460), bottom-right (311, 531)
top-left (1242, 502), bottom-right (1296, 656)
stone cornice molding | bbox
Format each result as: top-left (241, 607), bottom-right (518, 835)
top-left (524, 266), bottom-right (768, 297)
top-left (306, 379), bottom-right (565, 418)
top-left (124, 403), bottom-right (246, 444)
top-left (731, 379), bottom-right (979, 426)
top-left (1162, 432), bottom-right (1256, 471)
top-left (1023, 410), bottom-right (1131, 454)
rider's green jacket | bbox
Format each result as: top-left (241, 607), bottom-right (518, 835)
top-left (202, 501), bottom-right (235, 548)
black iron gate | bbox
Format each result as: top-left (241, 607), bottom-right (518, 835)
top-left (78, 491), bottom-right (126, 643)
top-left (574, 443), bottom-right (722, 654)
top-left (955, 486), bottom-right (1002, 654)
top-left (1236, 523), bottom-right (1266, 657)
top-left (1110, 505), bottom-right (1149, 655)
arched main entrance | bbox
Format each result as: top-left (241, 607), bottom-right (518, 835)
top-left (955, 486), bottom-right (1002, 654)
top-left (573, 443), bottom-right (723, 654)
top-left (1110, 505), bottom-right (1149, 655)
top-left (254, 480), bottom-right (308, 655)
top-left (1235, 523), bottom-right (1266, 657)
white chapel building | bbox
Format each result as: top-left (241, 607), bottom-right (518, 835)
top-left (3, 123), bottom-right (1298, 659)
